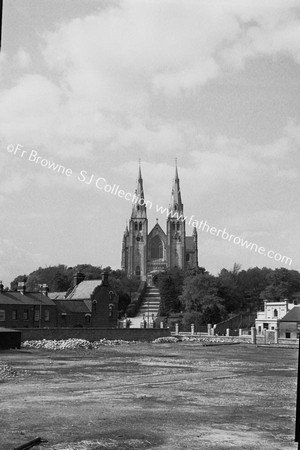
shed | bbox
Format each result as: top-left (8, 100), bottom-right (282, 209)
top-left (0, 327), bottom-right (21, 350)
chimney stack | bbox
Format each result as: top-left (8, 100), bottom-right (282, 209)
top-left (73, 272), bottom-right (85, 287)
top-left (17, 281), bottom-right (26, 295)
top-left (102, 271), bottom-right (109, 286)
top-left (41, 283), bottom-right (49, 296)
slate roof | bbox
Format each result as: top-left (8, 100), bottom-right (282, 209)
top-left (48, 292), bottom-right (67, 300)
top-left (0, 292), bottom-right (56, 306)
top-left (0, 327), bottom-right (21, 333)
top-left (185, 236), bottom-right (195, 251)
top-left (67, 280), bottom-right (102, 300)
top-left (280, 306), bottom-right (300, 322)
top-left (55, 300), bottom-right (91, 313)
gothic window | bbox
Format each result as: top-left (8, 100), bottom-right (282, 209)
top-left (139, 221), bottom-right (142, 230)
top-left (135, 266), bottom-right (141, 276)
top-left (274, 309), bottom-right (278, 317)
top-left (135, 222), bottom-right (138, 230)
top-left (151, 235), bottom-right (163, 259)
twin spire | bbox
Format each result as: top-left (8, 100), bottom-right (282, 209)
top-left (131, 160), bottom-right (183, 219)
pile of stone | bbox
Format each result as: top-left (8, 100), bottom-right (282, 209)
top-left (0, 362), bottom-right (18, 380)
top-left (152, 336), bottom-right (243, 344)
top-left (152, 337), bottom-right (180, 343)
top-left (22, 338), bottom-right (136, 350)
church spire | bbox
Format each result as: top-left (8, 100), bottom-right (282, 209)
top-left (169, 159), bottom-right (183, 216)
top-left (131, 160), bottom-right (147, 219)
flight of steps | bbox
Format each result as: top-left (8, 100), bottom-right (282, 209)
top-left (129, 286), bottom-right (161, 328)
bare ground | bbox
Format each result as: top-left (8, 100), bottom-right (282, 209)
top-left (0, 343), bottom-right (298, 450)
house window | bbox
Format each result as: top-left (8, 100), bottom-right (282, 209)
top-left (61, 314), bottom-right (67, 324)
top-left (258, 326), bottom-right (261, 333)
top-left (273, 309), bottom-right (278, 317)
top-left (263, 323), bottom-right (269, 330)
top-left (186, 253), bottom-right (190, 262)
top-left (135, 222), bottom-right (138, 230)
top-left (45, 310), bottom-right (50, 322)
top-left (0, 310), bottom-right (5, 321)
top-left (135, 265), bottom-right (141, 277)
top-left (139, 221), bottom-right (142, 230)
top-left (286, 332), bottom-right (291, 339)
top-left (34, 309), bottom-right (40, 322)
top-left (177, 222), bottom-right (180, 231)
top-left (23, 310), bottom-right (29, 320)
top-left (92, 300), bottom-right (97, 313)
top-left (85, 314), bottom-right (91, 324)
top-left (12, 310), bottom-right (17, 320)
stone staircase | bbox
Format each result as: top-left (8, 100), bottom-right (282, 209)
top-left (129, 286), bottom-right (161, 328)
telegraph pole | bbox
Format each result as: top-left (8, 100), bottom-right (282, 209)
top-left (295, 337), bottom-right (300, 449)
top-left (0, 0), bottom-right (3, 51)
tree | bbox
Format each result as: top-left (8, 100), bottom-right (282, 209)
top-left (157, 268), bottom-right (184, 315)
top-left (180, 270), bottom-right (226, 325)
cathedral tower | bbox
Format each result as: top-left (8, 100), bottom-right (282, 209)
top-left (121, 162), bottom-right (198, 282)
top-left (166, 162), bottom-right (186, 269)
top-left (125, 163), bottom-right (148, 280)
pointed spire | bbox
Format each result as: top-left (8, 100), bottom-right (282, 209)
top-left (131, 161), bottom-right (147, 219)
top-left (169, 160), bottom-right (183, 216)
top-left (175, 157), bottom-right (179, 180)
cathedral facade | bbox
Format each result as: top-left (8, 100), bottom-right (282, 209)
top-left (121, 164), bottom-right (198, 284)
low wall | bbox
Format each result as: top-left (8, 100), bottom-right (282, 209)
top-left (18, 327), bottom-right (171, 342)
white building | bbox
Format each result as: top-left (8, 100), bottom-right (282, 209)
top-left (255, 300), bottom-right (294, 334)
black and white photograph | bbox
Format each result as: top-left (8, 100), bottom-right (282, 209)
top-left (1, 1), bottom-right (300, 449)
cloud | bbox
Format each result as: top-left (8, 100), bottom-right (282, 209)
top-left (0, 0), bottom-right (299, 161)
top-left (15, 48), bottom-right (32, 68)
top-left (0, 238), bottom-right (48, 287)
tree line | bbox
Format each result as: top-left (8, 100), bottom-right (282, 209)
top-left (156, 264), bottom-right (300, 328)
top-left (9, 263), bottom-right (300, 326)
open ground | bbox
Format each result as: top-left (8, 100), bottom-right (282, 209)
top-left (0, 342), bottom-right (298, 450)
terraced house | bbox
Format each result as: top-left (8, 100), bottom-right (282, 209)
top-left (0, 272), bottom-right (119, 329)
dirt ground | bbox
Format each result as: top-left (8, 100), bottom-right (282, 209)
top-left (1, 342), bottom-right (298, 450)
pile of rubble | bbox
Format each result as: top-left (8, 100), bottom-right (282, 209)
top-left (0, 362), bottom-right (18, 380)
top-left (152, 336), bottom-right (243, 344)
top-left (152, 337), bottom-right (180, 343)
top-left (22, 338), bottom-right (137, 350)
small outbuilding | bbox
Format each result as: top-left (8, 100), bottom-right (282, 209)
top-left (279, 306), bottom-right (300, 339)
top-left (0, 327), bottom-right (21, 349)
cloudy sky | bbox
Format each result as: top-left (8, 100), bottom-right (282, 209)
top-left (0, 0), bottom-right (299, 287)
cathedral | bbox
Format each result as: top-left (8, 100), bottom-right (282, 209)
top-left (121, 163), bottom-right (198, 284)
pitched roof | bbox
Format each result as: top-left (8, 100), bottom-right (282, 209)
top-left (185, 236), bottom-right (195, 251)
top-left (55, 299), bottom-right (91, 313)
top-left (280, 306), bottom-right (300, 322)
top-left (0, 292), bottom-right (56, 306)
top-left (0, 327), bottom-right (21, 333)
top-left (67, 280), bottom-right (102, 300)
top-left (48, 292), bottom-right (67, 300)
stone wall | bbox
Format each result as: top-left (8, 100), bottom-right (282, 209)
top-left (18, 327), bottom-right (171, 342)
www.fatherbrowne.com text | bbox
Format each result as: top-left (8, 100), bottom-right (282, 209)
top-left (6, 144), bottom-right (292, 267)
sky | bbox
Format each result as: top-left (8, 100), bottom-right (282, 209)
top-left (0, 0), bottom-right (300, 287)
